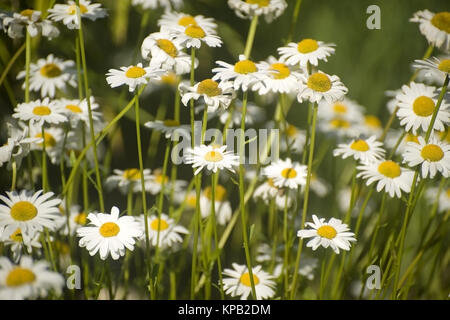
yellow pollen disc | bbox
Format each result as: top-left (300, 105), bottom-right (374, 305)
top-left (204, 185), bottom-right (227, 201)
top-left (10, 201), bottom-right (37, 221)
top-left (186, 194), bottom-right (197, 208)
top-left (240, 272), bottom-right (260, 286)
top-left (122, 168), bottom-right (141, 180)
top-left (40, 63), bottom-right (62, 78)
top-left (157, 39), bottom-right (178, 58)
top-left (267, 178), bottom-right (276, 188)
top-left (269, 63), bottom-right (290, 80)
top-left (350, 139), bottom-right (369, 152)
top-left (32, 106), bottom-right (51, 116)
top-left (333, 103), bottom-right (347, 114)
top-left (160, 73), bottom-right (177, 85)
top-left (330, 118), bottom-right (350, 128)
top-left (68, 4), bottom-right (88, 15)
top-left (317, 225), bottom-right (337, 239)
top-left (74, 212), bottom-right (87, 225)
top-left (185, 25), bottom-right (205, 38)
top-left (421, 144), bottom-right (444, 162)
top-left (365, 115), bottom-right (381, 128)
top-left (378, 160), bottom-right (401, 178)
top-left (286, 124), bottom-right (298, 137)
top-left (65, 104), bottom-right (82, 113)
top-left (99, 222), bottom-right (120, 237)
top-left (20, 9), bottom-right (34, 18)
top-left (245, 0), bottom-right (270, 7)
top-left (413, 96), bottom-right (435, 117)
top-left (155, 174), bottom-right (169, 184)
top-left (297, 38), bottom-right (319, 54)
top-left (281, 167), bottom-right (297, 179)
top-left (125, 66), bottom-right (146, 78)
top-left (204, 150), bottom-right (224, 162)
top-left (439, 130), bottom-right (450, 143)
top-left (35, 132), bottom-right (57, 148)
top-left (307, 73), bottom-right (331, 92)
top-left (6, 268), bottom-right (36, 287)
top-left (405, 133), bottom-right (419, 144)
top-left (150, 218), bottom-right (169, 231)
top-left (197, 79), bottom-right (222, 96)
top-left (431, 12), bottom-right (450, 33)
top-left (234, 60), bottom-right (257, 74)
top-left (10, 229), bottom-right (23, 242)
top-left (437, 59), bottom-right (450, 73)
top-left (178, 15), bottom-right (197, 27)
top-left (163, 119), bottom-right (180, 127)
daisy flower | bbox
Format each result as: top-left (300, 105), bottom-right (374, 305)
top-left (158, 11), bottom-right (217, 34)
top-left (105, 168), bottom-right (152, 195)
top-left (297, 71), bottom-right (348, 104)
top-left (273, 258), bottom-right (318, 280)
top-left (13, 98), bottom-right (67, 126)
top-left (138, 213), bottom-right (188, 248)
top-left (319, 117), bottom-right (359, 139)
top-left (219, 100), bottom-right (265, 127)
top-left (385, 130), bottom-right (421, 156)
top-left (132, 0), bottom-right (182, 10)
top-left (222, 263), bottom-right (276, 300)
top-left (357, 115), bottom-right (384, 138)
top-left (0, 256), bottom-right (64, 300)
top-left (144, 169), bottom-right (187, 195)
top-left (357, 159), bottom-right (415, 198)
top-left (106, 63), bottom-right (165, 92)
top-left (227, 0), bottom-right (288, 23)
top-left (0, 190), bottom-right (62, 241)
top-left (0, 228), bottom-right (42, 263)
top-left (56, 96), bottom-right (102, 127)
top-left (0, 9), bottom-right (59, 39)
top-left (395, 82), bottom-right (450, 134)
top-left (0, 123), bottom-right (39, 169)
top-left (17, 54), bottom-right (76, 98)
top-left (333, 135), bottom-right (386, 164)
top-left (413, 56), bottom-right (450, 82)
top-left (199, 184), bottom-right (232, 226)
top-left (426, 186), bottom-right (450, 213)
top-left (29, 124), bottom-right (65, 165)
top-left (297, 214), bottom-right (356, 254)
top-left (385, 89), bottom-right (402, 114)
top-left (403, 136), bottom-right (450, 178)
top-left (169, 23), bottom-right (222, 49)
top-left (144, 119), bottom-right (190, 139)
top-left (278, 38), bottom-right (335, 68)
top-left (309, 173), bottom-right (330, 198)
top-left (184, 144), bottom-right (240, 175)
top-left (48, 0), bottom-right (107, 30)
top-left (253, 178), bottom-right (293, 209)
top-left (179, 79), bottom-right (235, 112)
top-left (410, 10), bottom-right (450, 52)
top-left (77, 206), bottom-right (143, 260)
top-left (262, 158), bottom-right (307, 189)
top-left (317, 97), bottom-right (364, 123)
top-left (60, 205), bottom-right (88, 236)
top-left (280, 123), bottom-right (306, 154)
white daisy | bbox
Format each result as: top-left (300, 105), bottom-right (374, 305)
top-left (12, 98), bottom-right (67, 126)
top-left (77, 206), bottom-right (143, 260)
top-left (222, 263), bottom-right (276, 300)
top-left (0, 9), bottom-right (59, 39)
top-left (403, 136), bottom-right (450, 178)
top-left (297, 214), bottom-right (356, 254)
top-left (106, 63), bottom-right (165, 92)
top-left (180, 79), bottom-right (235, 112)
top-left (144, 169), bottom-right (187, 195)
top-left (0, 256), bottom-right (64, 300)
top-left (253, 178), bottom-right (294, 209)
top-left (413, 56), bottom-right (450, 82)
top-left (169, 23), bottom-right (222, 49)
top-left (144, 119), bottom-right (190, 139)
top-left (29, 124), bottom-right (65, 165)
top-left (317, 97), bottom-right (364, 123)
top-left (219, 100), bottom-right (265, 127)
top-left (262, 158), bottom-right (307, 189)
top-left (0, 228), bottom-right (42, 263)
top-left (132, 0), bottom-right (182, 10)
top-left (395, 82), bottom-right (450, 134)
top-left (278, 38), bottom-right (335, 68)
top-left (48, 0), bottom-right (107, 30)
top-left (297, 71), bottom-right (348, 104)
top-left (60, 205), bottom-right (88, 236)
top-left (105, 168), bottom-right (152, 195)
top-left (158, 11), bottom-right (217, 34)
top-left (309, 173), bottom-right (330, 198)
top-left (138, 213), bottom-right (188, 248)
top-left (184, 144), bottom-right (240, 175)
top-left (385, 130), bottom-right (421, 156)
top-left (357, 159), bottom-right (415, 198)
top-left (280, 123), bottom-right (306, 154)
top-left (333, 135), bottom-right (385, 164)
top-left (410, 10), bottom-right (450, 52)
top-left (357, 115), bottom-right (384, 138)
top-left (227, 0), bottom-right (287, 23)
top-left (0, 123), bottom-right (39, 170)
top-left (426, 186), bottom-right (450, 213)
top-left (385, 89), bottom-right (402, 114)
top-left (319, 117), bottom-right (359, 139)
top-left (273, 258), bottom-right (318, 280)
top-left (199, 184), bottom-right (232, 226)
top-left (56, 96), bottom-right (102, 127)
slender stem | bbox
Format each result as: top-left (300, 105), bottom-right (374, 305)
top-left (189, 47), bottom-right (196, 149)
top-left (41, 126), bottom-right (48, 192)
top-left (244, 16), bottom-right (258, 58)
top-left (94, 261), bottom-right (107, 299)
top-left (157, 140), bottom-right (171, 213)
top-left (25, 31), bottom-right (31, 103)
top-left (10, 160), bottom-right (17, 191)
top-left (287, 0), bottom-right (303, 42)
top-left (0, 43), bottom-right (25, 88)
top-left (425, 75), bottom-right (449, 142)
top-left (282, 191), bottom-right (289, 298)
top-left (388, 131), bottom-right (407, 159)
top-left (211, 173), bottom-right (225, 299)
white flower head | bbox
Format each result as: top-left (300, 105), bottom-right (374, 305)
top-left (262, 158), bottom-right (307, 189)
top-left (169, 23), bottom-right (222, 49)
top-left (1, 9), bottom-right (59, 39)
top-left (227, 0), bottom-right (288, 23)
top-left (297, 71), bottom-right (348, 104)
top-left (106, 63), bottom-right (165, 92)
top-left (144, 119), bottom-right (190, 139)
top-left (333, 135), bottom-right (386, 164)
top-left (180, 79), bottom-right (235, 112)
top-left (413, 56), bottom-right (450, 81)
top-left (105, 168), bottom-right (152, 195)
top-left (132, 0), bottom-right (182, 10)
top-left (278, 38), bottom-right (335, 68)
top-left (138, 213), bottom-right (188, 248)
top-left (158, 11), bottom-right (217, 34)
top-left (13, 98), bottom-right (67, 126)
top-left (184, 144), bottom-right (240, 175)
top-left (48, 0), bottom-right (107, 30)
top-left (199, 184), bottom-right (232, 225)
top-left (410, 10), bottom-right (450, 52)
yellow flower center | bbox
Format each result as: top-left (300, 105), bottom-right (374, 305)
top-left (20, 9), bottom-right (34, 19)
top-left (155, 173), bottom-right (169, 184)
top-left (32, 106), bottom-right (51, 116)
top-left (99, 222), bottom-right (120, 237)
top-left (240, 272), bottom-right (260, 286)
top-left (269, 63), bottom-right (290, 80)
top-left (365, 115), bottom-right (382, 128)
top-left (307, 73), bottom-right (331, 92)
top-left (67, 4), bottom-right (88, 15)
top-left (197, 79), bottom-right (222, 97)
top-left (297, 38), bottom-right (319, 54)
top-left (10, 201), bottom-right (38, 221)
top-left (431, 12), bottom-right (450, 33)
top-left (421, 144), bottom-right (444, 162)
top-left (437, 59), bottom-right (450, 73)
top-left (286, 124), bottom-right (298, 137)
top-left (204, 184), bottom-right (227, 201)
top-left (9, 228), bottom-right (23, 242)
top-left (74, 212), bottom-right (87, 225)
top-left (333, 103), bottom-right (347, 114)
top-left (267, 178), bottom-right (277, 188)
top-left (178, 15), bottom-right (197, 27)
top-left (40, 63), bottom-right (62, 78)
top-left (6, 268), bottom-right (36, 287)
top-left (234, 59), bottom-right (257, 74)
top-left (157, 39), bottom-right (178, 58)
top-left (163, 119), bottom-right (180, 127)
top-left (378, 160), bottom-right (401, 178)
top-left (186, 194), bottom-right (197, 208)
top-left (405, 133), bottom-right (419, 143)
top-left (439, 130), bottom-right (450, 143)
top-left (150, 218), bottom-right (169, 231)
top-left (185, 25), bottom-right (205, 38)
top-left (350, 139), bottom-right (369, 152)
top-left (122, 168), bottom-right (141, 180)
top-left (412, 96), bottom-right (435, 117)
top-left (317, 225), bottom-right (337, 239)
top-left (65, 104), bottom-right (82, 113)
top-left (35, 132), bottom-right (57, 148)
top-left (281, 167), bottom-right (297, 179)
top-left (160, 73), bottom-right (177, 85)
top-left (125, 66), bottom-right (146, 78)
top-left (204, 150), bottom-right (224, 162)
top-left (330, 118), bottom-right (350, 128)
top-left (245, 0), bottom-right (270, 7)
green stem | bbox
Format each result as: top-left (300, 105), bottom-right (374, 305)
top-left (25, 31), bottom-right (31, 103)
top-left (10, 160), bottom-right (17, 191)
top-left (0, 43), bottom-right (25, 88)
top-left (157, 140), bottom-right (171, 213)
top-left (425, 75), bottom-right (449, 142)
top-left (282, 191), bottom-right (289, 298)
top-left (41, 126), bottom-right (48, 192)
top-left (287, 0), bottom-right (303, 42)
top-left (244, 16), bottom-right (258, 58)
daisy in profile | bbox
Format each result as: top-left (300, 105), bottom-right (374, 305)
top-left (180, 79), bottom-right (235, 112)
top-left (219, 100), bottom-right (265, 127)
top-left (158, 11), bottom-right (217, 34)
top-left (333, 136), bottom-right (385, 164)
top-left (29, 124), bottom-right (65, 165)
top-left (184, 144), bottom-right (240, 175)
top-left (297, 214), bottom-right (356, 254)
top-left (222, 263), bottom-right (276, 300)
top-left (278, 38), bottom-right (335, 68)
top-left (56, 96), bottom-right (102, 127)
top-left (48, 0), bottom-right (107, 30)
top-left (0, 228), bottom-right (42, 263)
top-left (144, 169), bottom-right (187, 195)
top-left (403, 136), bottom-right (450, 178)
top-left (105, 168), bottom-right (152, 194)
top-left (297, 71), bottom-right (348, 104)
top-left (0, 123), bottom-right (39, 169)
top-left (144, 119), bottom-right (190, 139)
top-left (413, 56), bottom-right (450, 81)
top-left (77, 206), bottom-right (143, 260)
top-left (13, 98), bottom-right (67, 126)
top-left (318, 97), bottom-right (364, 123)
top-left (410, 10), bottom-right (450, 51)
top-left (106, 63), bottom-right (165, 92)
top-left (138, 213), bottom-right (188, 248)
top-left (200, 184), bottom-right (232, 225)
top-left (262, 158), bottom-right (307, 189)
top-left (253, 178), bottom-right (293, 209)
top-left (170, 23), bottom-right (222, 49)
top-left (132, 0), bottom-right (182, 10)
top-left (17, 54), bottom-right (76, 98)
top-left (227, 0), bottom-right (287, 23)
top-left (0, 256), bottom-right (64, 300)
top-left (395, 82), bottom-right (450, 134)
top-left (357, 159), bottom-right (415, 198)
top-left (1, 9), bottom-right (59, 39)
